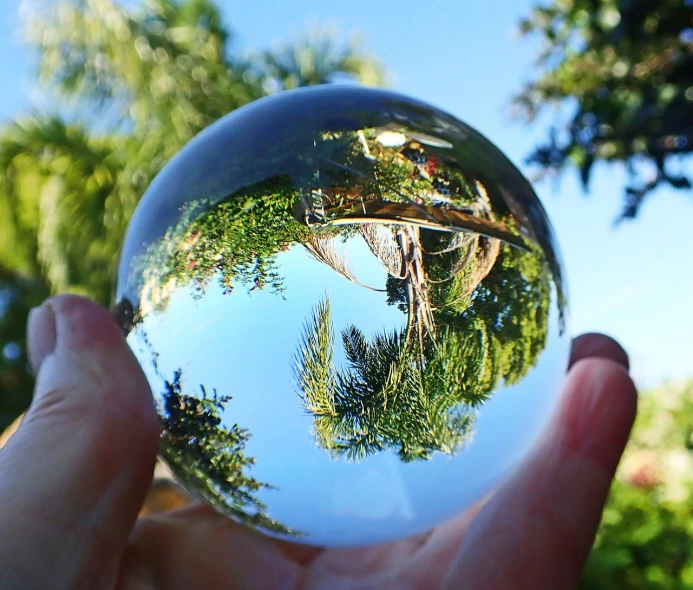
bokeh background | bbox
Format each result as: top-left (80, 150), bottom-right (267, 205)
top-left (0, 0), bottom-right (691, 586)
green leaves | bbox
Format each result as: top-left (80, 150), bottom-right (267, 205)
top-left (294, 294), bottom-right (484, 464)
top-left (582, 381), bottom-right (693, 588)
top-left (293, 295), bottom-right (337, 420)
top-left (159, 368), bottom-right (298, 536)
top-left (0, 117), bottom-right (131, 301)
top-left (29, 0), bottom-right (259, 144)
top-left (514, 0), bottom-right (693, 219)
top-left (258, 26), bottom-right (388, 92)
top-left (0, 0), bottom-right (386, 426)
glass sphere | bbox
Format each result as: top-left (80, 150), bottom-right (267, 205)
top-left (115, 85), bottom-right (569, 547)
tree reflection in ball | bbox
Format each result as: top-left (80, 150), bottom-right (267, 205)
top-left (114, 86), bottom-right (570, 546)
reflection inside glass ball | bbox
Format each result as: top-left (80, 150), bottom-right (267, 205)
top-left (115, 86), bottom-right (570, 546)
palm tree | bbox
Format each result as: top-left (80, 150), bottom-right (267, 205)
top-left (303, 236), bottom-right (385, 293)
top-left (288, 131), bottom-right (531, 464)
top-left (0, 0), bottom-right (386, 423)
top-left (294, 129), bottom-right (522, 350)
top-left (260, 25), bottom-right (386, 91)
top-left (122, 124), bottom-right (517, 340)
top-left (293, 296), bottom-right (479, 462)
top-left (293, 215), bottom-right (554, 462)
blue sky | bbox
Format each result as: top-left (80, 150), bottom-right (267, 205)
top-left (1, 0), bottom-right (691, 387)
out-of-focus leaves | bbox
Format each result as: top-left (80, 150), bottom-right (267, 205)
top-left (0, 0), bottom-right (386, 425)
top-left (0, 270), bottom-right (47, 431)
top-left (582, 380), bottom-right (693, 589)
top-left (514, 0), bottom-right (693, 220)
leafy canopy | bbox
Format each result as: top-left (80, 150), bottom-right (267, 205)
top-left (514, 0), bottom-right (693, 219)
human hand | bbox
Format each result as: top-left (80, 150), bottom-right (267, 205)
top-left (0, 295), bottom-right (636, 589)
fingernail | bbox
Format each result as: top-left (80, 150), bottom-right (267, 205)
top-left (27, 303), bottom-right (57, 375)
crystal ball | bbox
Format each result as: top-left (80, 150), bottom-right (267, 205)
top-left (115, 85), bottom-right (570, 546)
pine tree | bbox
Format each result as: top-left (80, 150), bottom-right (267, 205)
top-left (159, 369), bottom-right (299, 536)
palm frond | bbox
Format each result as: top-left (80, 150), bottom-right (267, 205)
top-left (359, 224), bottom-right (406, 278)
top-left (303, 236), bottom-right (384, 292)
top-left (293, 295), bottom-right (337, 417)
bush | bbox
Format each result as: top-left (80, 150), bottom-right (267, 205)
top-left (582, 380), bottom-right (693, 589)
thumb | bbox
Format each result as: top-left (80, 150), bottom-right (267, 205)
top-left (0, 295), bottom-right (160, 589)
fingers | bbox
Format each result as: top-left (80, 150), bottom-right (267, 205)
top-left (443, 356), bottom-right (637, 590)
top-left (0, 295), bottom-right (160, 589)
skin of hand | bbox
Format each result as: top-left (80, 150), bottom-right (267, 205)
top-left (0, 294), bottom-right (637, 590)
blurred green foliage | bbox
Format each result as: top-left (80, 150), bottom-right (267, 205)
top-left (515, 0), bottom-right (692, 219)
top-left (582, 380), bottom-right (693, 588)
top-left (0, 0), bottom-right (386, 430)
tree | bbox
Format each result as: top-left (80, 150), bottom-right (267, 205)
top-left (281, 131), bottom-right (553, 462)
top-left (293, 297), bottom-right (479, 463)
top-left (436, 240), bottom-right (553, 387)
top-left (293, 235), bottom-right (553, 463)
top-left (120, 124), bottom-right (527, 327)
top-left (159, 368), bottom-right (298, 536)
top-left (0, 0), bottom-right (386, 426)
top-left (514, 0), bottom-right (693, 219)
